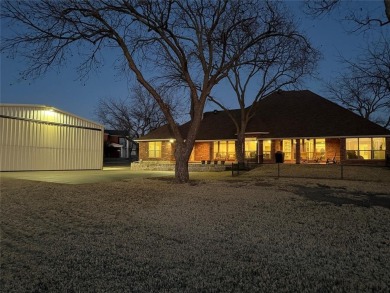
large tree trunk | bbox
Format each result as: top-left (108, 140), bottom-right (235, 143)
top-left (174, 141), bottom-right (191, 183)
top-left (175, 157), bottom-right (189, 183)
top-left (236, 130), bottom-right (246, 164)
top-left (172, 98), bottom-right (205, 183)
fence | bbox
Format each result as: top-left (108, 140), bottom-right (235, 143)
top-left (244, 163), bottom-right (390, 182)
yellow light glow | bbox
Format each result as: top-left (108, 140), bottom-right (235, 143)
top-left (169, 139), bottom-right (175, 143)
top-left (43, 108), bottom-right (55, 116)
top-left (41, 108), bottom-right (60, 123)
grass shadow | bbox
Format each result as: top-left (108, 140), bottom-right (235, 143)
top-left (290, 183), bottom-right (390, 209)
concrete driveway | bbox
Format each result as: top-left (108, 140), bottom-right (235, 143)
top-left (0, 167), bottom-right (174, 184)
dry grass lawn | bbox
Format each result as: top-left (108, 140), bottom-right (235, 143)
top-left (1, 166), bottom-right (390, 292)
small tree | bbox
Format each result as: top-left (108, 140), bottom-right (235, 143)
top-left (209, 25), bottom-right (320, 163)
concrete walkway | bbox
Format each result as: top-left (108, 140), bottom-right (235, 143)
top-left (0, 167), bottom-right (174, 184)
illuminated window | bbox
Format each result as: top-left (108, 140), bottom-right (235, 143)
top-left (245, 138), bottom-right (257, 159)
top-left (304, 139), bottom-right (314, 158)
top-left (148, 141), bottom-right (161, 158)
top-left (263, 140), bottom-right (271, 159)
top-left (346, 138), bottom-right (386, 160)
top-left (315, 139), bottom-right (326, 160)
top-left (213, 141), bottom-right (236, 160)
top-left (373, 137), bottom-right (386, 159)
top-left (227, 141), bottom-right (235, 157)
top-left (359, 138), bottom-right (371, 160)
top-left (282, 140), bottom-right (292, 160)
top-left (213, 141), bottom-right (219, 158)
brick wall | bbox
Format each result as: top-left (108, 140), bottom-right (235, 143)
top-left (138, 142), bottom-right (147, 160)
top-left (274, 140), bottom-right (282, 152)
top-left (194, 142), bottom-right (212, 161)
top-left (138, 141), bottom-right (175, 161)
top-left (325, 138), bottom-right (341, 162)
top-left (339, 138), bottom-right (346, 161)
top-left (139, 141), bottom-right (213, 162)
top-left (162, 141), bottom-right (175, 161)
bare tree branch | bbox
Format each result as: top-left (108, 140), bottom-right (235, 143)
top-left (326, 36), bottom-right (390, 129)
top-left (95, 84), bottom-right (183, 139)
top-left (304, 0), bottom-right (390, 31)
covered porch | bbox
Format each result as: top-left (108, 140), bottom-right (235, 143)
top-left (259, 138), bottom-right (341, 164)
top-left (189, 137), bottom-right (342, 164)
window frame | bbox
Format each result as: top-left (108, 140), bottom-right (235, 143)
top-left (148, 141), bottom-right (162, 158)
top-left (244, 138), bottom-right (257, 159)
top-left (262, 140), bottom-right (272, 160)
top-left (345, 137), bottom-right (386, 160)
top-left (213, 140), bottom-right (236, 160)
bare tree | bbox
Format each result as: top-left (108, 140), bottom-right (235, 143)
top-left (304, 0), bottom-right (390, 30)
top-left (95, 84), bottom-right (181, 138)
top-left (326, 36), bottom-right (390, 129)
top-left (95, 84), bottom-right (182, 158)
top-left (209, 24), bottom-right (320, 163)
top-left (1, 0), bottom-right (317, 182)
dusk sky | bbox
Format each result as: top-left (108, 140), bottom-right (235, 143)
top-left (1, 1), bottom-right (388, 124)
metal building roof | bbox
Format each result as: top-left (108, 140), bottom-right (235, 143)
top-left (0, 104), bottom-right (103, 130)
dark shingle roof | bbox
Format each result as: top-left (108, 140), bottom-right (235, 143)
top-left (252, 90), bottom-right (390, 138)
top-left (138, 90), bottom-right (390, 141)
top-left (138, 110), bottom-right (240, 141)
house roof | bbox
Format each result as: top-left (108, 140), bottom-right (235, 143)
top-left (249, 90), bottom-right (390, 138)
top-left (137, 111), bottom-right (239, 141)
top-left (137, 90), bottom-right (390, 141)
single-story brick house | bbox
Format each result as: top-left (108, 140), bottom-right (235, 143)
top-left (135, 90), bottom-right (390, 166)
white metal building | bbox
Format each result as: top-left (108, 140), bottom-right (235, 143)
top-left (0, 104), bottom-right (104, 171)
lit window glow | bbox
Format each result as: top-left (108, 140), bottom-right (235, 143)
top-left (346, 137), bottom-right (386, 160)
top-left (148, 141), bottom-right (162, 158)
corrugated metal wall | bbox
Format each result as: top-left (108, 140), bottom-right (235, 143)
top-left (0, 105), bottom-right (104, 171)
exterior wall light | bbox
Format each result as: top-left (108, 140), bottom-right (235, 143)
top-left (43, 107), bottom-right (55, 116)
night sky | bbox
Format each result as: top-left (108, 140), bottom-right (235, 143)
top-left (1, 1), bottom-right (388, 124)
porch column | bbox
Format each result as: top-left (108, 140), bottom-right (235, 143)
top-left (258, 140), bottom-right (263, 164)
top-left (386, 137), bottom-right (390, 157)
top-left (271, 140), bottom-right (276, 163)
top-left (339, 138), bottom-right (346, 162)
top-left (295, 139), bottom-right (301, 164)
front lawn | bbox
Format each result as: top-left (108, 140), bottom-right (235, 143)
top-left (1, 175), bottom-right (389, 292)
